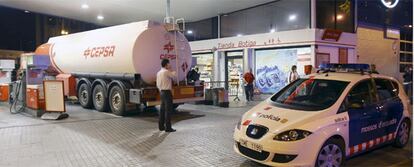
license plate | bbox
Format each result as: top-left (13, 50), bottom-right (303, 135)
top-left (239, 139), bottom-right (263, 152)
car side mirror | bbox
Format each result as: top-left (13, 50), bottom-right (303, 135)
top-left (348, 101), bottom-right (364, 109)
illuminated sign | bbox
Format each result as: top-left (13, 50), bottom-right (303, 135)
top-left (322, 29), bottom-right (342, 41)
top-left (381, 0), bottom-right (399, 8)
top-left (384, 28), bottom-right (400, 39)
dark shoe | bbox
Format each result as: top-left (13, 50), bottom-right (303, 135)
top-left (165, 128), bottom-right (176, 132)
top-left (159, 127), bottom-right (165, 131)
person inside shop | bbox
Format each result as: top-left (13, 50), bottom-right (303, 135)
top-left (288, 65), bottom-right (299, 83)
top-left (156, 59), bottom-right (177, 132)
top-left (186, 67), bottom-right (200, 84)
top-left (243, 68), bottom-right (255, 101)
top-left (403, 66), bottom-right (413, 103)
top-left (370, 64), bottom-right (379, 74)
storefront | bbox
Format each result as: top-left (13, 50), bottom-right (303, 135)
top-left (190, 28), bottom-right (357, 94)
top-left (191, 52), bottom-right (214, 83)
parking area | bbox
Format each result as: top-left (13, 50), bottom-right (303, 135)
top-left (0, 102), bottom-right (412, 167)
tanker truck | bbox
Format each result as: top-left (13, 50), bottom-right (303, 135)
top-left (34, 20), bottom-right (204, 115)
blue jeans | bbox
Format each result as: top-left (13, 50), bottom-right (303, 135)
top-left (244, 84), bottom-right (254, 101)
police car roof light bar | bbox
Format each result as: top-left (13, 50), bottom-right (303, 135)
top-left (317, 63), bottom-right (371, 75)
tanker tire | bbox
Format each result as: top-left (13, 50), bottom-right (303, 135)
top-left (109, 85), bottom-right (126, 116)
top-left (92, 84), bottom-right (108, 112)
top-left (78, 83), bottom-right (93, 108)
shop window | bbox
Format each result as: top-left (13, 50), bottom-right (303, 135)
top-left (400, 53), bottom-right (413, 62)
top-left (399, 30), bottom-right (413, 72)
top-left (400, 43), bottom-right (406, 51)
top-left (192, 53), bottom-right (214, 83)
top-left (255, 47), bottom-right (311, 94)
top-left (317, 0), bottom-right (355, 33)
top-left (400, 64), bottom-right (413, 73)
top-left (406, 43), bottom-right (413, 52)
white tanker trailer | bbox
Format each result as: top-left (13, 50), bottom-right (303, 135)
top-left (35, 20), bottom-right (204, 115)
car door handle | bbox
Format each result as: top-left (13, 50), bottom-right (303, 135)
top-left (361, 112), bottom-right (371, 118)
top-left (376, 105), bottom-right (384, 111)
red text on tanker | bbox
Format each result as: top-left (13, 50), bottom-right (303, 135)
top-left (84, 46), bottom-right (115, 59)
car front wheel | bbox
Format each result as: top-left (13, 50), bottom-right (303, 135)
top-left (316, 139), bottom-right (344, 167)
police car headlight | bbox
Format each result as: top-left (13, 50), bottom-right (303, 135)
top-left (273, 129), bottom-right (312, 141)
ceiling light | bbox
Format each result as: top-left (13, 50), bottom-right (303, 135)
top-left (288, 14), bottom-right (297, 21)
top-left (237, 34), bottom-right (243, 37)
top-left (381, 0), bottom-right (399, 8)
top-left (270, 28), bottom-right (276, 33)
top-left (187, 30), bottom-right (193, 34)
top-left (24, 10), bottom-right (30, 13)
top-left (81, 4), bottom-right (89, 9)
top-left (336, 14), bottom-right (344, 20)
top-left (97, 15), bottom-right (104, 20)
top-left (409, 25), bottom-right (413, 28)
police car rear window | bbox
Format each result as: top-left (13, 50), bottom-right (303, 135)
top-left (270, 79), bottom-right (349, 111)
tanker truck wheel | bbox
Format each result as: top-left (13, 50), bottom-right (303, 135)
top-left (78, 83), bottom-right (93, 108)
top-left (92, 84), bottom-right (108, 112)
top-left (109, 85), bottom-right (126, 116)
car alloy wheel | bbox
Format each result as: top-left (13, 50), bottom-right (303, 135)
top-left (317, 144), bottom-right (343, 167)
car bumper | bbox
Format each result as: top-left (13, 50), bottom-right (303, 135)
top-left (233, 128), bottom-right (321, 167)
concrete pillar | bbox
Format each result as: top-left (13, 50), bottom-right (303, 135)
top-left (213, 50), bottom-right (225, 82)
top-left (311, 44), bottom-right (317, 67)
top-left (311, 0), bottom-right (316, 29)
top-left (243, 48), bottom-right (254, 73)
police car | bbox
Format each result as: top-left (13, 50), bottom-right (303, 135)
top-left (234, 64), bottom-right (411, 167)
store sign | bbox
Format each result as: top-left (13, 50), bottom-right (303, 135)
top-left (322, 29), bottom-right (342, 41)
top-left (217, 37), bottom-right (283, 50)
top-left (381, 0), bottom-right (399, 8)
top-left (384, 28), bottom-right (400, 39)
top-left (218, 40), bottom-right (256, 49)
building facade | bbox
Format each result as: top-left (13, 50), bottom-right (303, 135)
top-left (189, 0), bottom-right (357, 94)
top-left (188, 0), bottom-right (412, 94)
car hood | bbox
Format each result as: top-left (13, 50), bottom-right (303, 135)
top-left (242, 100), bottom-right (320, 134)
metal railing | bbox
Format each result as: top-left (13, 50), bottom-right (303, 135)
top-left (204, 81), bottom-right (241, 101)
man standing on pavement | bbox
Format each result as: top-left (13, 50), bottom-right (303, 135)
top-left (243, 68), bottom-right (255, 101)
top-left (156, 59), bottom-right (177, 132)
top-left (403, 66), bottom-right (413, 104)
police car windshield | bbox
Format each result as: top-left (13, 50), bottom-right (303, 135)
top-left (270, 79), bottom-right (349, 111)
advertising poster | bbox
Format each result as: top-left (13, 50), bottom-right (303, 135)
top-left (255, 47), bottom-right (310, 94)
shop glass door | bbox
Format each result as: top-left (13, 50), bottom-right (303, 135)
top-left (225, 51), bottom-right (244, 99)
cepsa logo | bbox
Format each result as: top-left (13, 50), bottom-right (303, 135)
top-left (160, 42), bottom-right (176, 59)
top-left (84, 46), bottom-right (116, 59)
